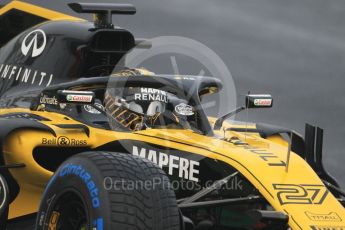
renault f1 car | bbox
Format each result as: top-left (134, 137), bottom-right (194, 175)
top-left (0, 1), bottom-right (345, 230)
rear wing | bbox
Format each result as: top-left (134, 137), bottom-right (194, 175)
top-left (0, 1), bottom-right (81, 48)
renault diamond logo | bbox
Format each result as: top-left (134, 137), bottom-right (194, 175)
top-left (21, 29), bottom-right (47, 57)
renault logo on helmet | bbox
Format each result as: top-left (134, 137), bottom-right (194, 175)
top-left (21, 29), bottom-right (47, 58)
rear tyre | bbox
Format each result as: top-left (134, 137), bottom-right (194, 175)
top-left (35, 151), bottom-right (180, 230)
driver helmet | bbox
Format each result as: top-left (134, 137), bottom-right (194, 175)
top-left (104, 68), bottom-right (180, 131)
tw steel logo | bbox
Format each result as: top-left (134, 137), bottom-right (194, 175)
top-left (21, 29), bottom-right (46, 57)
top-left (310, 225), bottom-right (345, 230)
top-left (305, 211), bottom-right (342, 222)
top-left (273, 184), bottom-right (329, 205)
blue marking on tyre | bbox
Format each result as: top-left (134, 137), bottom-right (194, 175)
top-left (59, 163), bottom-right (100, 208)
top-left (93, 218), bottom-right (103, 230)
top-left (46, 174), bottom-right (56, 189)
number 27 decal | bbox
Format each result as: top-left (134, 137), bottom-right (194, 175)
top-left (272, 184), bottom-right (329, 205)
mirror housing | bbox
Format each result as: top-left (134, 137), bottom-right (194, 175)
top-left (246, 94), bottom-right (273, 108)
top-left (213, 94), bottom-right (273, 130)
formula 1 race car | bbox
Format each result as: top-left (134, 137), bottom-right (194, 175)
top-left (0, 1), bottom-right (345, 230)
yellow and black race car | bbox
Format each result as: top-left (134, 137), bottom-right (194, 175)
top-left (0, 1), bottom-right (344, 230)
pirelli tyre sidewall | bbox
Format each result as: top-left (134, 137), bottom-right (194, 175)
top-left (0, 174), bottom-right (9, 230)
top-left (36, 155), bottom-right (106, 230)
top-left (36, 151), bottom-right (180, 230)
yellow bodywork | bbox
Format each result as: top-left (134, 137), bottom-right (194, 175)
top-left (0, 108), bottom-right (344, 229)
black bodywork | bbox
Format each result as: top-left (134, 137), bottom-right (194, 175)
top-left (0, 19), bottom-right (135, 102)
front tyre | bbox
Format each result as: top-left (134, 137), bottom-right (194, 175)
top-left (35, 152), bottom-right (180, 230)
top-left (0, 174), bottom-right (9, 230)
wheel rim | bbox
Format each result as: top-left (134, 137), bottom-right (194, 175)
top-left (47, 191), bottom-right (89, 230)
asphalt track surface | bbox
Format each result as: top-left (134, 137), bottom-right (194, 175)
top-left (2, 0), bottom-right (345, 187)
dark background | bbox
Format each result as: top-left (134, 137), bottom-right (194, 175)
top-left (2, 0), bottom-right (345, 186)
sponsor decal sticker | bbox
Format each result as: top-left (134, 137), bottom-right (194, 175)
top-left (21, 29), bottom-right (47, 58)
top-left (0, 63), bottom-right (54, 87)
top-left (48, 211), bottom-right (60, 230)
top-left (67, 94), bottom-right (93, 103)
top-left (306, 211), bottom-right (342, 222)
top-left (310, 225), bottom-right (345, 230)
top-left (40, 95), bottom-right (58, 105)
top-left (134, 88), bottom-right (168, 103)
top-left (132, 146), bottom-right (200, 182)
top-left (230, 141), bottom-right (286, 167)
top-left (253, 98), bottom-right (272, 107)
top-left (175, 103), bottom-right (194, 116)
top-left (42, 136), bottom-right (87, 146)
top-left (174, 76), bottom-right (196, 81)
top-left (93, 218), bottom-right (104, 230)
top-left (84, 103), bottom-right (104, 114)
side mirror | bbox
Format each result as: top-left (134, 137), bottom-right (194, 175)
top-left (214, 94), bottom-right (273, 130)
top-left (245, 94), bottom-right (273, 109)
